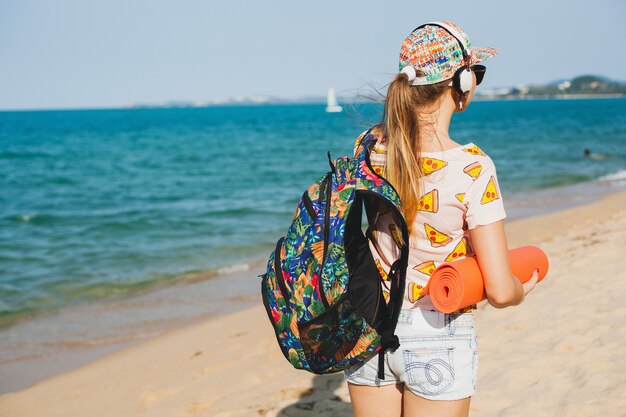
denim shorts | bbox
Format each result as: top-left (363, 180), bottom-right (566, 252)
top-left (344, 308), bottom-right (478, 401)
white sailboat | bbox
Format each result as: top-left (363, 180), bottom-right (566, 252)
top-left (325, 88), bottom-right (343, 113)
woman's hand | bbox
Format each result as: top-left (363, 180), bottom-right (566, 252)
top-left (521, 268), bottom-right (540, 300)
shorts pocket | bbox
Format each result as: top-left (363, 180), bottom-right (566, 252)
top-left (403, 347), bottom-right (455, 396)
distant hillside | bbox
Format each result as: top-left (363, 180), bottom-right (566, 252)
top-left (477, 75), bottom-right (626, 99)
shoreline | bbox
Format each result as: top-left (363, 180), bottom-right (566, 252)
top-left (1, 179), bottom-right (625, 395)
top-left (1, 188), bottom-right (625, 416)
top-left (0, 266), bottom-right (260, 394)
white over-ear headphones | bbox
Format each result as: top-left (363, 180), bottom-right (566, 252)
top-left (411, 21), bottom-right (475, 97)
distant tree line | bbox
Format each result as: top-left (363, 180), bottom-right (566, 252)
top-left (505, 75), bottom-right (626, 97)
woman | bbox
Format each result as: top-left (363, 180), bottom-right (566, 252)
top-left (343, 21), bottom-right (540, 417)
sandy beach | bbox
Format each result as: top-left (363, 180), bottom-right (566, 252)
top-left (1, 189), bottom-right (625, 417)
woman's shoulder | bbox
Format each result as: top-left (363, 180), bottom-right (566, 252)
top-left (353, 129), bottom-right (499, 171)
top-left (455, 143), bottom-right (499, 174)
top-left (429, 142), bottom-right (499, 174)
top-left (456, 142), bottom-right (494, 160)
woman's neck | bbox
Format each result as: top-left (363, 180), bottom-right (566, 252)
top-left (416, 93), bottom-right (456, 145)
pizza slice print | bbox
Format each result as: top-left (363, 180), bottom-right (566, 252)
top-left (408, 282), bottom-right (426, 303)
top-left (421, 157), bottom-right (448, 175)
top-left (463, 145), bottom-right (486, 156)
top-left (481, 176), bottom-right (500, 205)
top-left (445, 237), bottom-right (469, 261)
top-left (463, 162), bottom-right (482, 180)
top-left (455, 193), bottom-right (465, 203)
top-left (372, 165), bottom-right (384, 176)
top-left (375, 258), bottom-right (389, 281)
top-left (418, 189), bottom-right (439, 213)
top-left (413, 260), bottom-right (436, 276)
top-left (424, 223), bottom-right (453, 247)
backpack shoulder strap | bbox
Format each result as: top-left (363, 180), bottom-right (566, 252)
top-left (352, 130), bottom-right (369, 158)
top-left (353, 126), bottom-right (383, 159)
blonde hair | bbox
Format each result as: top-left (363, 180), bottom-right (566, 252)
top-left (380, 70), bottom-right (449, 233)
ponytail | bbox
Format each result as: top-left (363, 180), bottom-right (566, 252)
top-left (380, 70), bottom-right (448, 234)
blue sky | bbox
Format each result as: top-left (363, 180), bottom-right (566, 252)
top-left (1, 0), bottom-right (625, 110)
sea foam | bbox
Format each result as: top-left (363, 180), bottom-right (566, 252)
top-left (597, 169), bottom-right (626, 183)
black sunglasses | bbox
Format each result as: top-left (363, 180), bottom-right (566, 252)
top-left (472, 64), bottom-right (486, 85)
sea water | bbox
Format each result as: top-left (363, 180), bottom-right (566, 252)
top-left (1, 98), bottom-right (625, 328)
top-left (1, 98), bottom-right (626, 391)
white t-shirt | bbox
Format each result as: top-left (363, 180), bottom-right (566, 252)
top-left (358, 131), bottom-right (507, 312)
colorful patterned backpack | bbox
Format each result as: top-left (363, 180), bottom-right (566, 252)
top-left (260, 127), bottom-right (409, 379)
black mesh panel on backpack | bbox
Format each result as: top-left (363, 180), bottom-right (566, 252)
top-left (344, 192), bottom-right (389, 331)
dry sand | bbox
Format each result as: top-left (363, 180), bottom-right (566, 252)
top-left (1, 190), bottom-right (625, 417)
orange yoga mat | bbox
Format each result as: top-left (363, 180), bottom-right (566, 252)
top-left (423, 246), bottom-right (549, 313)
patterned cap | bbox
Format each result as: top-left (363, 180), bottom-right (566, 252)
top-left (399, 21), bottom-right (498, 85)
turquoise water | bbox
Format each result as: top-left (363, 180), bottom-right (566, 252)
top-left (1, 98), bottom-right (625, 325)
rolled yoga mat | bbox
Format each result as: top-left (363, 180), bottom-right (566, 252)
top-left (423, 246), bottom-right (549, 313)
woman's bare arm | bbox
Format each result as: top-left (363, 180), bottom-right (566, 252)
top-left (469, 220), bottom-right (527, 308)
